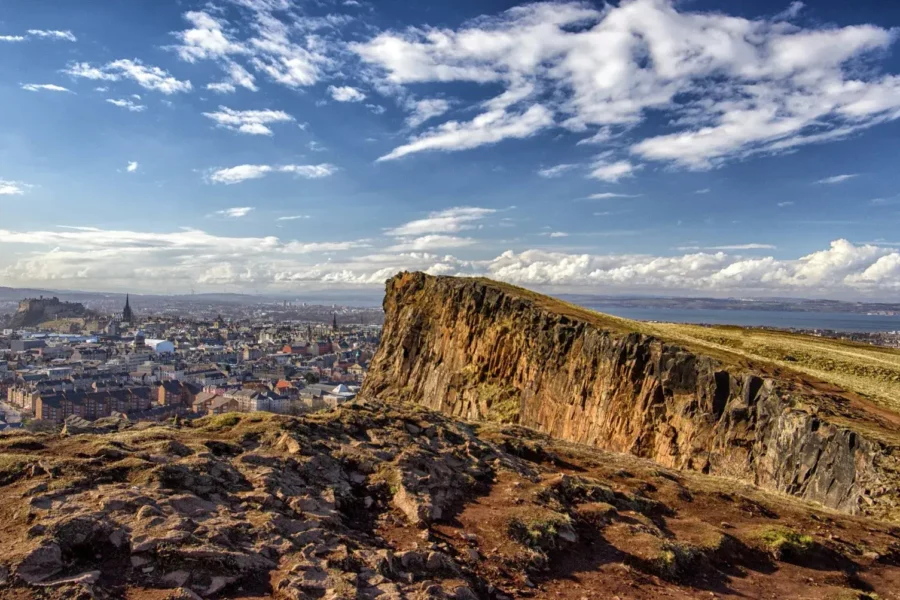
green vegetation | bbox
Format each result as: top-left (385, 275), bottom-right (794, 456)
top-left (507, 511), bottom-right (574, 551)
top-left (757, 526), bottom-right (814, 559)
top-left (196, 412), bottom-right (242, 431)
top-left (478, 383), bottom-right (521, 424)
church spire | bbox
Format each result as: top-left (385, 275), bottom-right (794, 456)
top-left (122, 294), bottom-right (134, 323)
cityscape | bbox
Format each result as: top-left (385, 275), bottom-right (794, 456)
top-left (0, 294), bottom-right (380, 430)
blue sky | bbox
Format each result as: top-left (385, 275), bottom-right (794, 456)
top-left (1, 0), bottom-right (900, 298)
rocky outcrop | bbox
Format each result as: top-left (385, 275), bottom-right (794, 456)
top-left (363, 272), bottom-right (900, 520)
top-left (9, 297), bottom-right (93, 328)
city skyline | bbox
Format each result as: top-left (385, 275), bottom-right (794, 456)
top-left (2, 0), bottom-right (900, 299)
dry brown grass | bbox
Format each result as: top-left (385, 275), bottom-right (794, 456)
top-left (463, 276), bottom-right (900, 413)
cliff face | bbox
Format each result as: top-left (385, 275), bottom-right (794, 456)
top-left (363, 272), bottom-right (900, 519)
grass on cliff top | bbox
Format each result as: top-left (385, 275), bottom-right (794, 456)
top-left (466, 277), bottom-right (900, 414)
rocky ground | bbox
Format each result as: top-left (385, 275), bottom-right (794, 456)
top-left (0, 401), bottom-right (898, 599)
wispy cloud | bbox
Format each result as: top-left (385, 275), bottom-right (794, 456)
top-left (209, 163), bottom-right (338, 184)
top-left (387, 207), bottom-right (496, 236)
top-left (581, 192), bottom-right (641, 200)
top-left (537, 164), bottom-right (578, 178)
top-left (676, 243), bottom-right (776, 251)
top-left (589, 160), bottom-right (638, 183)
top-left (21, 83), bottom-right (72, 93)
top-left (777, 201), bottom-right (794, 207)
top-left (126, 161), bottom-right (139, 173)
top-left (0, 179), bottom-right (30, 195)
top-left (215, 207), bottom-right (254, 218)
top-left (27, 29), bottom-right (77, 42)
top-left (815, 174), bottom-right (858, 185)
top-left (277, 215), bottom-right (311, 221)
top-left (106, 98), bottom-right (147, 112)
top-left (65, 59), bottom-right (192, 94)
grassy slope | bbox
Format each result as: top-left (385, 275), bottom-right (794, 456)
top-left (466, 277), bottom-right (900, 413)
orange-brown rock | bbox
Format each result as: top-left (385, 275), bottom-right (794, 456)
top-left (363, 272), bottom-right (900, 520)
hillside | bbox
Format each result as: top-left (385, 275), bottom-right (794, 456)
top-left (363, 272), bottom-right (900, 522)
top-left (1, 403), bottom-right (899, 599)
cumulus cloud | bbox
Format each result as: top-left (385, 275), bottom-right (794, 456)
top-left (815, 174), bottom-right (858, 184)
top-left (209, 163), bottom-right (338, 184)
top-left (353, 0), bottom-right (900, 168)
top-left (328, 85), bottom-right (366, 102)
top-left (106, 98), bottom-right (147, 112)
top-left (65, 59), bottom-right (192, 94)
top-left (126, 161), bottom-right (139, 173)
top-left (21, 83), bottom-right (72, 93)
top-left (0, 35), bottom-right (26, 42)
top-left (202, 106), bottom-right (294, 135)
top-left (0, 226), bottom-right (373, 290)
top-left (4, 227), bottom-right (897, 297)
top-left (216, 206), bottom-right (254, 218)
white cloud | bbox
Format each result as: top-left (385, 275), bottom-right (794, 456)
top-left (406, 98), bottom-right (450, 128)
top-left (2, 225), bottom-right (900, 297)
top-left (27, 29), bottom-right (76, 42)
top-left (106, 98), bottom-right (147, 112)
top-left (386, 206), bottom-right (496, 236)
top-left (0, 35), bottom-right (26, 42)
top-left (170, 3), bottom-right (336, 91)
top-left (65, 59), bottom-right (192, 94)
top-left (589, 160), bottom-right (638, 183)
top-left (582, 192), bottom-right (640, 200)
top-left (202, 106), bottom-right (294, 135)
top-left (378, 104), bottom-right (553, 161)
top-left (277, 215), bottom-right (311, 221)
top-left (695, 188), bottom-right (711, 194)
top-left (0, 179), bottom-right (29, 195)
top-left (21, 83), bottom-right (72, 93)
top-left (209, 163), bottom-right (337, 184)
top-left (328, 85), bottom-right (366, 102)
top-left (172, 11), bottom-right (247, 63)
top-left (386, 235), bottom-right (476, 251)
top-left (676, 243), bottom-right (776, 251)
top-left (216, 206), bottom-right (254, 218)
top-left (354, 0), bottom-right (900, 169)
top-left (815, 174), bottom-right (858, 184)
top-left (126, 161), bottom-right (139, 173)
top-left (777, 201), bottom-right (795, 207)
top-left (538, 164), bottom-right (577, 178)
top-left (547, 232), bottom-right (569, 238)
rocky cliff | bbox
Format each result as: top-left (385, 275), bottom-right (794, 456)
top-left (363, 272), bottom-right (900, 520)
top-left (9, 297), bottom-right (93, 328)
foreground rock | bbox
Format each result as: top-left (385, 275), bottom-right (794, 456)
top-left (0, 402), bottom-right (898, 599)
top-left (363, 272), bottom-right (900, 521)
